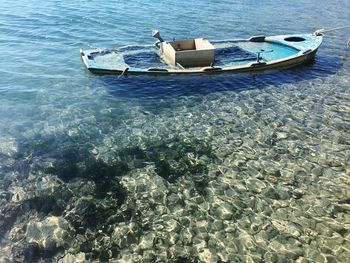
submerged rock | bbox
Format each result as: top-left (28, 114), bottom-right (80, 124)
top-left (139, 232), bottom-right (156, 250)
top-left (25, 216), bottom-right (73, 252)
top-left (197, 248), bottom-right (219, 263)
top-left (9, 216), bottom-right (74, 262)
top-left (271, 220), bottom-right (302, 238)
top-left (57, 252), bottom-right (85, 263)
top-left (246, 178), bottom-right (267, 193)
top-left (210, 202), bottom-right (233, 220)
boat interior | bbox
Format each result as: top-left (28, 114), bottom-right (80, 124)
top-left (89, 39), bottom-right (301, 71)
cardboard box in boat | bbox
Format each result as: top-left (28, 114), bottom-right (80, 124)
top-left (162, 38), bottom-right (215, 67)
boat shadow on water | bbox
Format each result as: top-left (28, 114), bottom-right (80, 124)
top-left (95, 54), bottom-right (343, 99)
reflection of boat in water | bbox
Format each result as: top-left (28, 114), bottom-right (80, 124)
top-left (81, 30), bottom-right (324, 75)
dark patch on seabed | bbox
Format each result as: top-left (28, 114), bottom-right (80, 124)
top-left (1, 131), bottom-right (215, 262)
top-left (17, 131), bottom-right (215, 188)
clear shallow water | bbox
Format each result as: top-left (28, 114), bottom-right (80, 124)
top-left (0, 0), bottom-right (350, 262)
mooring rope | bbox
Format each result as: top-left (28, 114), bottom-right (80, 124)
top-left (314, 25), bottom-right (350, 35)
top-left (314, 25), bottom-right (350, 46)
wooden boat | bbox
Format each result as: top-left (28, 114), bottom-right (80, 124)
top-left (80, 31), bottom-right (323, 75)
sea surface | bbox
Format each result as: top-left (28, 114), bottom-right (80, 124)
top-left (0, 0), bottom-right (350, 262)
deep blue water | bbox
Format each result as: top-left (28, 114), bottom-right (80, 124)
top-left (0, 1), bottom-right (350, 262)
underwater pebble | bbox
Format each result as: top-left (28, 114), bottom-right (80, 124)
top-left (192, 236), bottom-right (207, 254)
top-left (320, 234), bottom-right (344, 249)
top-left (246, 178), bottom-right (267, 193)
top-left (9, 186), bottom-right (26, 203)
top-left (195, 220), bottom-right (209, 233)
top-left (307, 248), bottom-right (328, 263)
top-left (58, 252), bottom-right (85, 263)
top-left (276, 132), bottom-right (288, 140)
top-left (25, 216), bottom-right (72, 252)
top-left (163, 217), bottom-right (180, 233)
top-left (209, 199), bottom-right (234, 220)
top-left (211, 220), bottom-right (224, 232)
top-left (311, 166), bottom-right (323, 177)
top-left (179, 228), bottom-right (193, 245)
top-left (139, 232), bottom-right (155, 250)
top-left (198, 248), bottom-right (219, 262)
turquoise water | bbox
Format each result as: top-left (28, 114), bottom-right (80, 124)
top-left (0, 0), bottom-right (350, 262)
